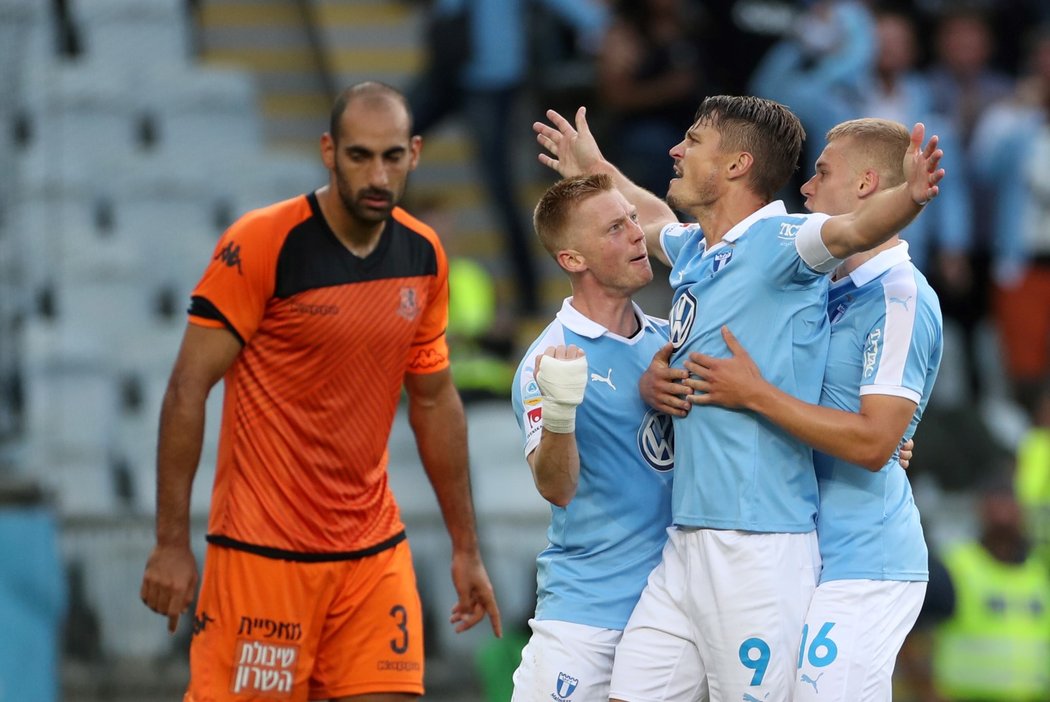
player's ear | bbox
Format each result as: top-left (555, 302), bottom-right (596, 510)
top-left (557, 249), bottom-right (586, 273)
top-left (857, 168), bottom-right (880, 198)
top-left (726, 151), bottom-right (754, 181)
top-left (408, 135), bottom-right (423, 170)
top-left (320, 132), bottom-right (336, 171)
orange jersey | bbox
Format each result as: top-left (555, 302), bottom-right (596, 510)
top-left (189, 193), bottom-right (450, 557)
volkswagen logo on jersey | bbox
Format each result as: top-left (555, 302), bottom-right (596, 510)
top-left (712, 247), bottom-right (733, 272)
top-left (669, 291), bottom-right (696, 350)
top-left (638, 408), bottom-right (674, 471)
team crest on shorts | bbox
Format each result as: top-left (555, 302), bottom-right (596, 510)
top-left (398, 287), bottom-right (419, 320)
top-left (551, 671), bottom-right (578, 701)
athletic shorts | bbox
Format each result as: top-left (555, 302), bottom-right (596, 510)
top-left (611, 527), bottom-right (818, 701)
top-left (511, 618), bottom-right (621, 702)
top-left (794, 579), bottom-right (926, 702)
top-left (185, 539), bottom-right (424, 701)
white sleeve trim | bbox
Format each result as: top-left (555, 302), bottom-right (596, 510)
top-left (795, 213), bottom-right (840, 273)
top-left (524, 437), bottom-right (540, 459)
top-left (659, 221), bottom-right (689, 264)
top-left (859, 384), bottom-right (921, 404)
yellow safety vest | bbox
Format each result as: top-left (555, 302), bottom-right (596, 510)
top-left (1018, 428), bottom-right (1050, 570)
top-left (933, 542), bottom-right (1050, 700)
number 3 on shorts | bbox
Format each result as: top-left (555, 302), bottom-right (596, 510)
top-left (738, 637), bottom-right (771, 685)
top-left (797, 622), bottom-right (838, 669)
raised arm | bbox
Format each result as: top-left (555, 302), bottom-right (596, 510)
top-left (527, 346), bottom-right (588, 507)
top-left (141, 323), bottom-right (241, 632)
top-left (404, 367), bottom-right (502, 637)
top-left (820, 123), bottom-right (944, 260)
top-left (534, 106), bottom-right (677, 265)
top-left (686, 327), bottom-right (915, 471)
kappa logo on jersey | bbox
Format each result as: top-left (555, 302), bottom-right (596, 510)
top-left (778, 222), bottom-right (801, 241)
top-left (863, 328), bottom-right (882, 378)
top-left (410, 348), bottom-right (446, 370)
top-left (193, 611), bottom-right (216, 636)
top-left (551, 672), bottom-right (578, 701)
top-left (638, 408), bottom-right (674, 471)
top-left (669, 291), bottom-right (697, 350)
top-left (215, 241), bottom-right (244, 274)
top-left (712, 247), bottom-right (734, 273)
top-left (525, 406), bottom-right (543, 431)
top-left (398, 287), bottom-right (419, 321)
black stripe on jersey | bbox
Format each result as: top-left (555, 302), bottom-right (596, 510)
top-left (206, 530), bottom-right (407, 562)
top-left (188, 295), bottom-right (246, 346)
top-left (271, 193), bottom-right (438, 299)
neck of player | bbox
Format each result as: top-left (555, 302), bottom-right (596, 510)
top-left (316, 185), bottom-right (386, 258)
top-left (571, 287), bottom-right (641, 338)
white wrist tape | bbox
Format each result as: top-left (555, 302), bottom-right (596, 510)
top-left (535, 355), bottom-right (588, 434)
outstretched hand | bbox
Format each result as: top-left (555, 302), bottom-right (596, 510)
top-left (533, 106), bottom-right (605, 178)
top-left (904, 123), bottom-right (945, 206)
top-left (639, 342), bottom-right (691, 416)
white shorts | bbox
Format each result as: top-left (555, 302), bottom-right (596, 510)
top-left (611, 527), bottom-right (819, 702)
top-left (511, 618), bottom-right (622, 702)
top-left (794, 579), bottom-right (926, 702)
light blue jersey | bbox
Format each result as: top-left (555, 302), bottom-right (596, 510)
top-left (511, 299), bottom-right (674, 630)
top-left (817, 242), bottom-right (942, 582)
top-left (661, 202), bottom-right (836, 532)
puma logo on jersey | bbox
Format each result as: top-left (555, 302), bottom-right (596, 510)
top-left (590, 368), bottom-right (616, 390)
top-left (800, 672), bottom-right (824, 693)
top-left (889, 295), bottom-right (912, 310)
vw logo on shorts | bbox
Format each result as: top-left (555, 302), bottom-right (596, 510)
top-left (669, 291), bottom-right (696, 350)
top-left (637, 409), bottom-right (674, 471)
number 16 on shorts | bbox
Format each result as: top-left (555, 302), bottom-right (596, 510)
top-left (737, 624), bottom-right (838, 692)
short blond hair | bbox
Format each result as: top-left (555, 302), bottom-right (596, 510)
top-left (826, 118), bottom-right (910, 188)
top-left (533, 174), bottom-right (614, 258)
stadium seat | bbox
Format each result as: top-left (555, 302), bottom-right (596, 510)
top-left (69, 0), bottom-right (189, 70)
top-left (16, 59), bottom-right (139, 190)
top-left (134, 66), bottom-right (264, 183)
top-left (22, 367), bottom-right (118, 478)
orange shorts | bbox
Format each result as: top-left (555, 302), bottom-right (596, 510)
top-left (185, 539), bottom-right (424, 701)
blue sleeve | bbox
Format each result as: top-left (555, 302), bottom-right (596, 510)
top-left (660, 223), bottom-right (701, 266)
